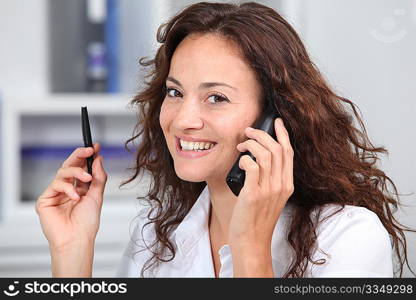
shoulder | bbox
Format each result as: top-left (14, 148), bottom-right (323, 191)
top-left (115, 204), bottom-right (156, 277)
top-left (315, 204), bottom-right (389, 243)
top-left (130, 204), bottom-right (157, 243)
top-left (316, 204), bottom-right (385, 230)
top-left (309, 204), bottom-right (393, 277)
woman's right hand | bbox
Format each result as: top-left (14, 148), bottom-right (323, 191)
top-left (36, 143), bottom-right (107, 254)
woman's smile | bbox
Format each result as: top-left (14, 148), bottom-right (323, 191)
top-left (175, 136), bottom-right (218, 159)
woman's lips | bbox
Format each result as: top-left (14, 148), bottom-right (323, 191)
top-left (175, 137), bottom-right (217, 159)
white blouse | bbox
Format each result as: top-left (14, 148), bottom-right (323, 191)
top-left (115, 185), bottom-right (393, 277)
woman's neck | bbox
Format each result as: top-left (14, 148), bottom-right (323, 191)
top-left (206, 179), bottom-right (238, 242)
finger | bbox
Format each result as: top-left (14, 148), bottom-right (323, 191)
top-left (56, 167), bottom-right (93, 184)
top-left (75, 183), bottom-right (89, 197)
top-left (87, 143), bottom-right (102, 172)
top-left (62, 147), bottom-right (95, 168)
top-left (274, 118), bottom-right (294, 195)
top-left (42, 180), bottom-right (81, 201)
top-left (76, 143), bottom-right (102, 194)
top-left (244, 126), bottom-right (283, 184)
top-left (85, 155), bottom-right (107, 206)
top-left (63, 143), bottom-right (101, 169)
top-left (238, 155), bottom-right (260, 191)
top-left (91, 142), bottom-right (101, 159)
top-left (244, 126), bottom-right (277, 151)
top-left (236, 139), bottom-right (271, 187)
top-left (73, 176), bottom-right (92, 197)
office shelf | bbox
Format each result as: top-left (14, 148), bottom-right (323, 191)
top-left (0, 93), bottom-right (151, 276)
top-left (1, 93), bottom-right (144, 220)
top-left (12, 93), bottom-right (136, 115)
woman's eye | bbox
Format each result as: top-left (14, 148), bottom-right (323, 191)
top-left (166, 88), bottom-right (182, 98)
top-left (166, 87), bottom-right (229, 104)
top-left (207, 93), bottom-right (230, 104)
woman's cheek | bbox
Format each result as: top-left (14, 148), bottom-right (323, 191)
top-left (159, 100), bottom-right (173, 130)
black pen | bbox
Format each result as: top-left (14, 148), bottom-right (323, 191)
top-left (81, 106), bottom-right (94, 175)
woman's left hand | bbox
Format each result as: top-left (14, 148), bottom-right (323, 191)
top-left (228, 117), bottom-right (294, 269)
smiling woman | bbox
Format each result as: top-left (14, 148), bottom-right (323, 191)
top-left (113, 1), bottom-right (416, 278)
top-left (35, 1), bottom-right (415, 279)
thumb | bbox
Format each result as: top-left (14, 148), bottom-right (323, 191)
top-left (86, 155), bottom-right (107, 205)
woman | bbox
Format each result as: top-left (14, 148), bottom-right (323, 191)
top-left (36, 2), bottom-right (414, 277)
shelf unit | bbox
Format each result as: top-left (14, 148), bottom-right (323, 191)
top-left (0, 93), bottom-right (152, 276)
top-left (1, 94), bottom-right (141, 220)
top-left (0, 0), bottom-right (166, 277)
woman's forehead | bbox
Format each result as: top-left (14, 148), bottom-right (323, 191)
top-left (169, 34), bottom-right (258, 90)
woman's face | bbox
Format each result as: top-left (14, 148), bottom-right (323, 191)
top-left (159, 33), bottom-right (261, 183)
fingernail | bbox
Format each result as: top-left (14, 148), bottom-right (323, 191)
top-left (83, 172), bottom-right (91, 177)
top-left (246, 127), bottom-right (253, 131)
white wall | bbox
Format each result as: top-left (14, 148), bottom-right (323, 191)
top-left (0, 0), bottom-right (49, 98)
top-left (292, 0), bottom-right (416, 276)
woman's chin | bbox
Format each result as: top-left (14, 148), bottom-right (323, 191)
top-left (174, 167), bottom-right (207, 182)
top-left (176, 174), bottom-right (206, 183)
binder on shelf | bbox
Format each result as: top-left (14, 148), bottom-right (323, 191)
top-left (105, 0), bottom-right (119, 93)
top-left (49, 0), bottom-right (120, 94)
top-left (85, 0), bottom-right (107, 93)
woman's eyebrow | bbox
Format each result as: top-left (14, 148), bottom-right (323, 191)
top-left (166, 76), bottom-right (237, 91)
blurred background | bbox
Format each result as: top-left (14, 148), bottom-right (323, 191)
top-left (0, 0), bottom-right (415, 277)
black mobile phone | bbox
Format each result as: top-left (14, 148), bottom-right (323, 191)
top-left (226, 103), bottom-right (281, 196)
top-left (81, 106), bottom-right (94, 175)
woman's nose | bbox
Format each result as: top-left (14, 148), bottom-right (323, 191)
top-left (173, 98), bottom-right (203, 130)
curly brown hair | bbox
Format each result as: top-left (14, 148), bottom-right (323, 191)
top-left (121, 1), bottom-right (415, 277)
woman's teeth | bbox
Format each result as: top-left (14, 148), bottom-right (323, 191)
top-left (179, 139), bottom-right (215, 151)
